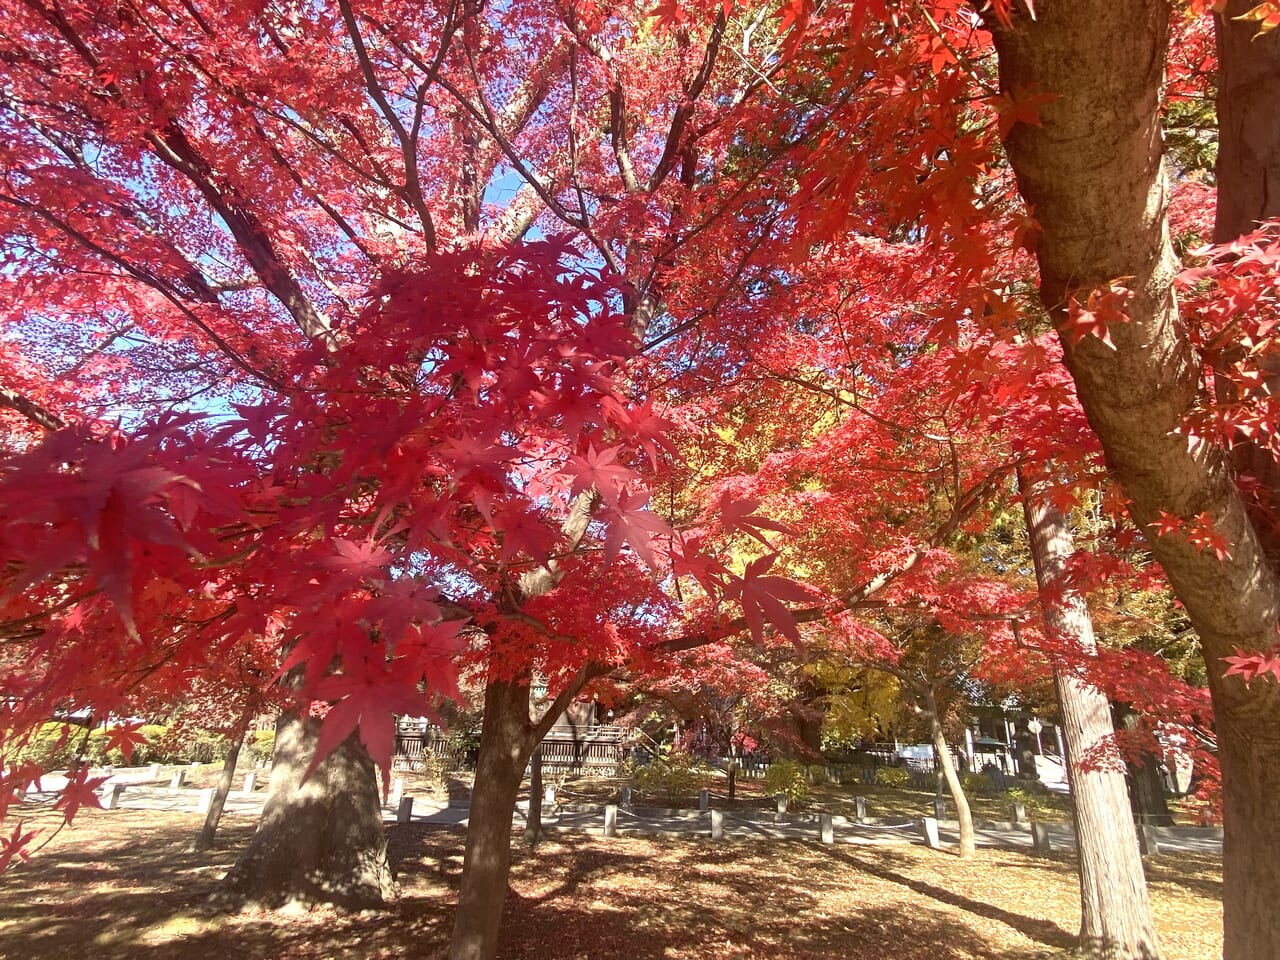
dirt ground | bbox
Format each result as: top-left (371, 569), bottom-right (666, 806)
top-left (0, 806), bottom-right (1220, 960)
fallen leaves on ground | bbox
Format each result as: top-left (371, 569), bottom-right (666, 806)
top-left (0, 807), bottom-right (1221, 960)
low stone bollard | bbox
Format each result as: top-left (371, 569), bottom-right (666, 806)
top-left (774, 795), bottom-right (787, 823)
top-left (1138, 824), bottom-right (1160, 857)
top-left (919, 816), bottom-right (941, 850)
top-left (604, 804), bottom-right (618, 837)
top-left (169, 769), bottom-right (186, 789)
top-left (242, 771), bottom-right (256, 795)
top-left (543, 785), bottom-right (556, 808)
top-left (389, 777), bottom-right (405, 808)
top-left (1030, 821), bottom-right (1052, 856)
top-left (148, 763), bottom-right (161, 781)
top-left (102, 782), bottom-right (125, 810)
top-left (396, 796), bottom-right (414, 824)
top-left (699, 789), bottom-right (710, 813)
top-left (1011, 800), bottom-right (1027, 824)
top-left (620, 786), bottom-right (633, 809)
top-left (710, 809), bottom-right (724, 841)
top-left (854, 796), bottom-right (867, 822)
top-left (196, 787), bottom-right (215, 815)
top-left (933, 798), bottom-right (946, 821)
top-left (820, 813), bottom-right (834, 845)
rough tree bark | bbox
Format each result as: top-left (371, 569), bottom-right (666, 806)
top-left (922, 687), bottom-right (975, 858)
top-left (1022, 474), bottom-right (1160, 960)
top-left (449, 663), bottom-right (602, 960)
top-left (991, 5), bottom-right (1280, 958)
top-left (217, 711), bottom-right (396, 910)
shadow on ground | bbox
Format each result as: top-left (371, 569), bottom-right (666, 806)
top-left (0, 808), bottom-right (1220, 960)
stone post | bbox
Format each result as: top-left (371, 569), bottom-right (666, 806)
top-left (196, 787), bottom-right (215, 814)
top-left (241, 771), bottom-right (256, 795)
top-left (169, 769), bottom-right (186, 789)
top-left (820, 813), bottom-right (834, 845)
top-left (919, 816), bottom-right (941, 849)
top-left (1011, 800), bottom-right (1027, 824)
top-left (710, 809), bottom-right (724, 840)
top-left (933, 798), bottom-right (946, 820)
top-left (604, 804), bottom-right (618, 837)
top-left (389, 777), bottom-right (405, 808)
top-left (1030, 820), bottom-right (1052, 856)
top-left (699, 789), bottom-right (710, 812)
top-left (396, 796), bottom-right (414, 824)
top-left (855, 796), bottom-right (867, 822)
top-left (774, 795), bottom-right (787, 823)
top-left (102, 782), bottom-right (125, 810)
top-left (620, 785), bottom-right (633, 809)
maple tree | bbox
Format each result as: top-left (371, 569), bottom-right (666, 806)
top-left (0, 1), bottom-right (1275, 959)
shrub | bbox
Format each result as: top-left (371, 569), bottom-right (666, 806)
top-left (248, 730), bottom-right (276, 765)
top-left (873, 766), bottom-right (911, 789)
top-left (632, 751), bottom-right (707, 803)
top-left (807, 764), bottom-right (828, 786)
top-left (764, 759), bottom-right (810, 805)
top-left (961, 772), bottom-right (996, 795)
top-left (14, 723), bottom-right (84, 770)
top-left (420, 754), bottom-right (452, 787)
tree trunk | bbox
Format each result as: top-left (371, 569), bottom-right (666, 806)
top-left (1113, 704), bottom-right (1174, 828)
top-left (924, 687), bottom-right (975, 858)
top-left (1022, 474), bottom-right (1161, 960)
top-left (216, 710), bottom-right (396, 910)
top-left (523, 743), bottom-right (543, 848)
top-left (450, 678), bottom-right (535, 960)
top-left (193, 712), bottom-right (252, 852)
top-left (1214, 0), bottom-right (1280, 245)
top-left (991, 6), bottom-right (1280, 959)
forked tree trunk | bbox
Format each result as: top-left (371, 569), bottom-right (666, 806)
top-left (217, 710), bottom-right (396, 910)
top-left (923, 687), bottom-right (975, 858)
top-left (194, 711), bottom-right (252, 852)
top-left (449, 664), bottom-right (602, 960)
top-left (1022, 475), bottom-right (1160, 960)
top-left (990, 5), bottom-right (1280, 958)
top-left (450, 678), bottom-right (536, 960)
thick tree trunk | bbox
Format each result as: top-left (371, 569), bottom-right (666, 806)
top-left (523, 743), bottom-right (543, 848)
top-left (193, 713), bottom-right (251, 852)
top-left (1022, 475), bottom-right (1161, 960)
top-left (923, 688), bottom-right (974, 858)
top-left (450, 678), bottom-right (535, 960)
top-left (1113, 704), bottom-right (1174, 828)
top-left (991, 6), bottom-right (1280, 959)
top-left (217, 710), bottom-right (396, 910)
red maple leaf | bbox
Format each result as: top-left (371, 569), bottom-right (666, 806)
top-left (308, 658), bottom-right (438, 787)
top-left (725, 554), bottom-right (816, 644)
top-left (988, 87), bottom-right (1060, 139)
top-left (1062, 281), bottom-right (1133, 349)
top-left (103, 722), bottom-right (149, 764)
top-left (718, 492), bottom-right (795, 547)
top-left (601, 492), bottom-right (672, 568)
top-left (567, 445), bottom-right (639, 507)
top-left (1223, 646), bottom-right (1280, 686)
top-left (0, 823), bottom-right (38, 873)
top-left (54, 769), bottom-right (108, 822)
